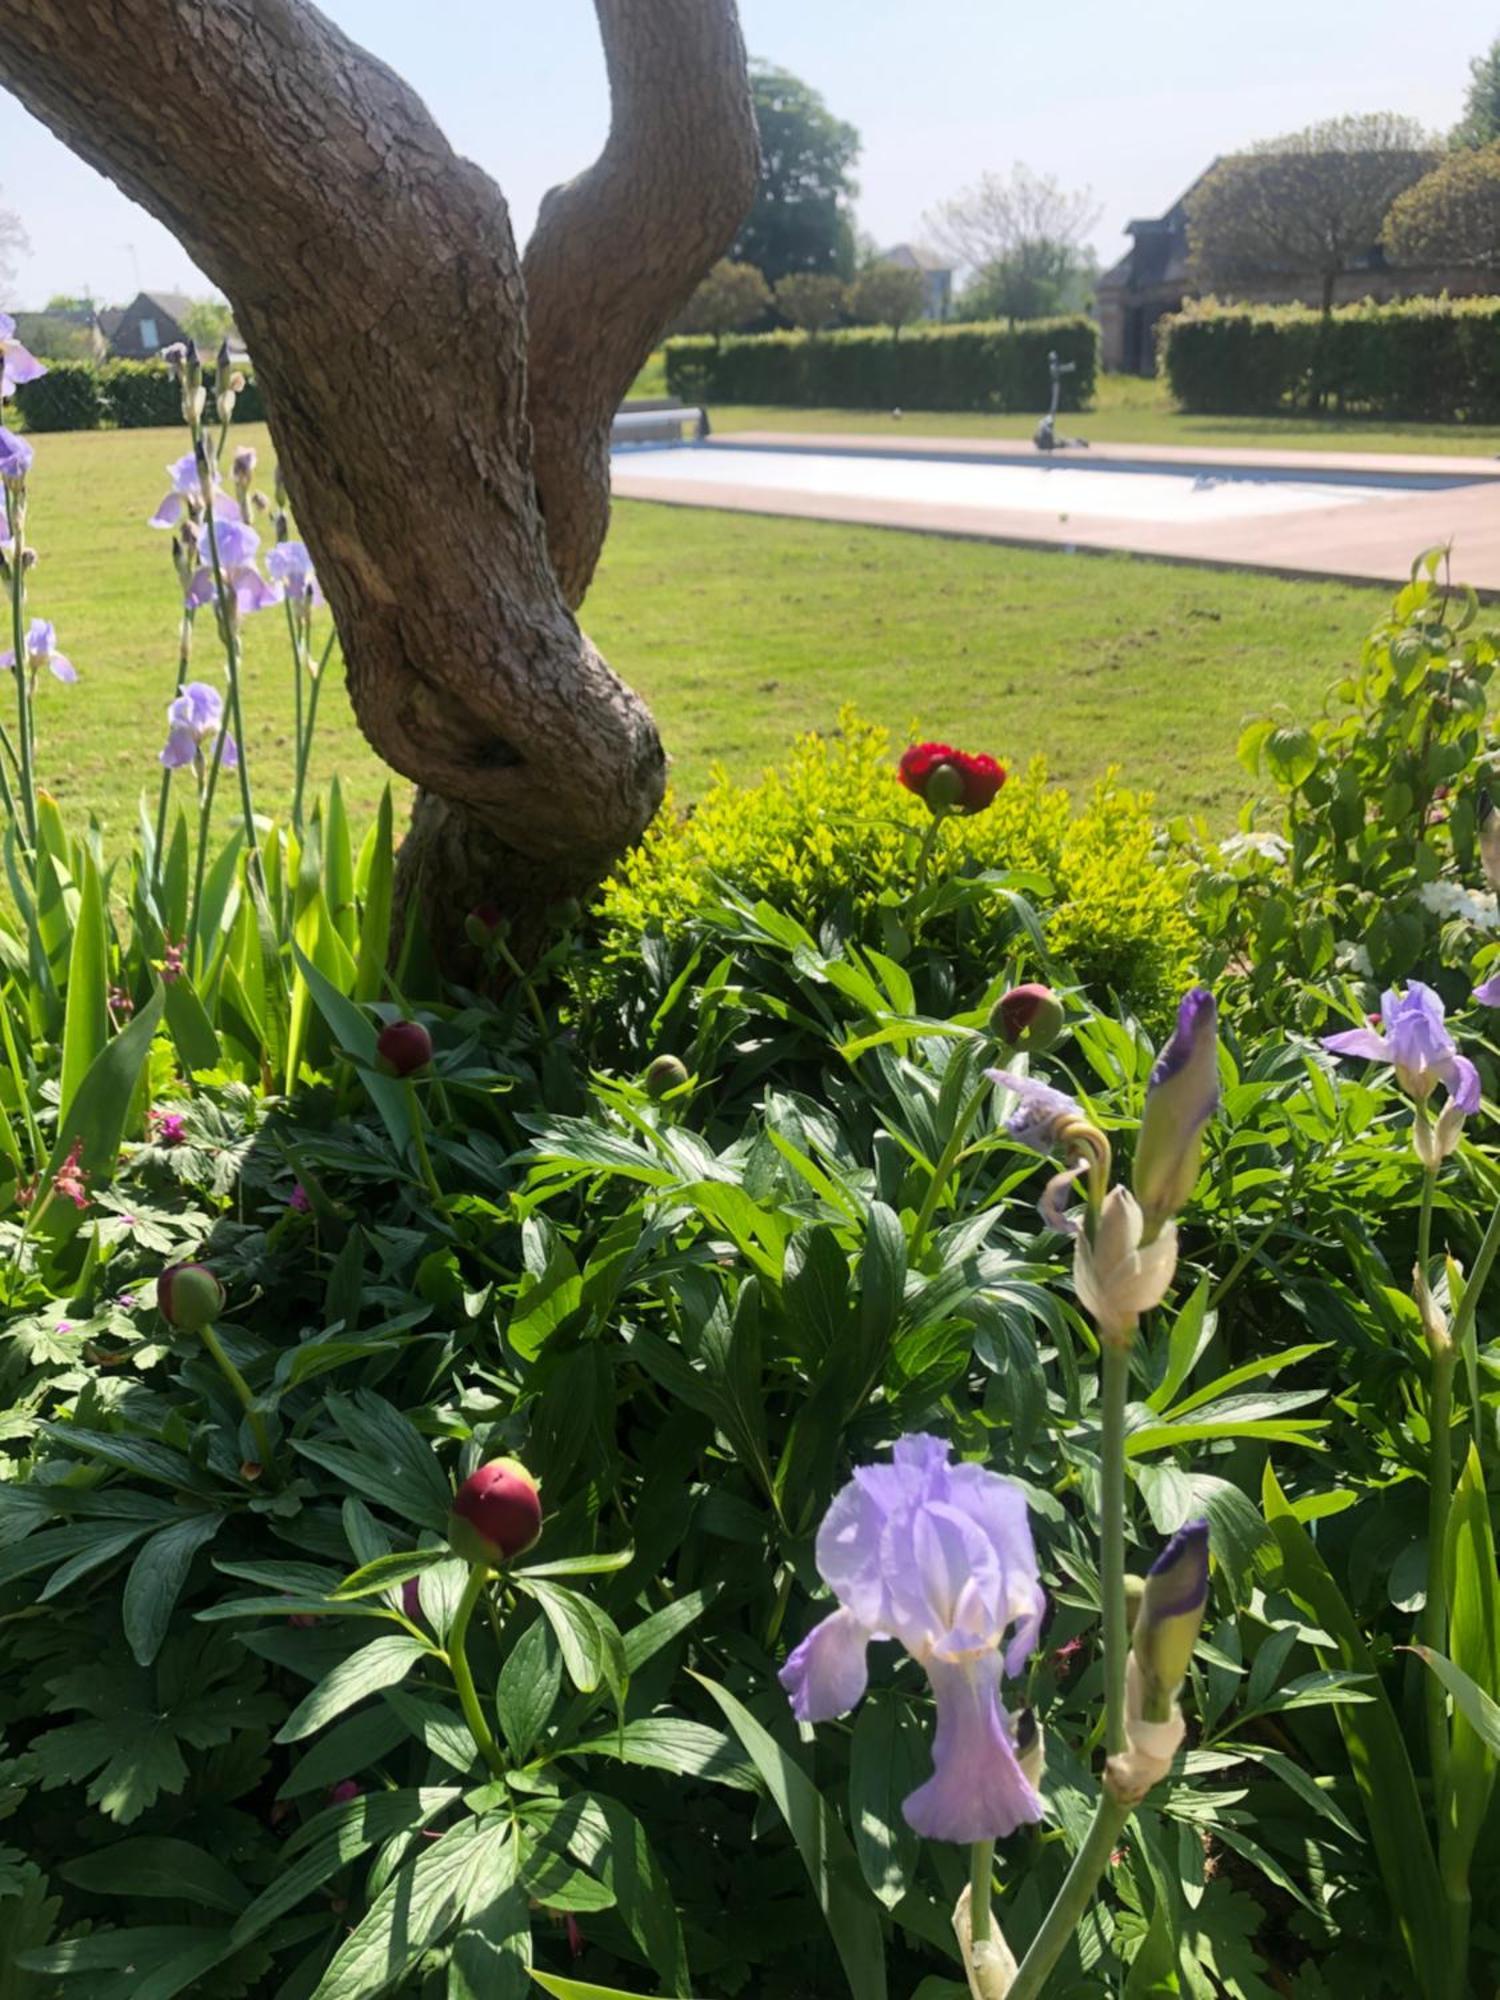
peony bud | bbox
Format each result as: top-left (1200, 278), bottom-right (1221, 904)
top-left (1480, 791), bottom-right (1500, 892)
top-left (447, 1458), bottom-right (542, 1567)
top-left (645, 1054), bottom-right (689, 1099)
top-left (1073, 1187), bottom-right (1177, 1339)
top-left (157, 1261), bottom-right (226, 1330)
top-left (990, 983), bottom-right (1065, 1054)
top-left (464, 903), bottom-right (508, 950)
top-left (1132, 1520), bottom-right (1209, 1718)
top-left (897, 742), bottom-right (1006, 817)
top-left (375, 1019), bottom-right (433, 1077)
top-left (1132, 989), bottom-right (1218, 1242)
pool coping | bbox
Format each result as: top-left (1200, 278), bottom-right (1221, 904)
top-left (611, 429), bottom-right (1500, 594)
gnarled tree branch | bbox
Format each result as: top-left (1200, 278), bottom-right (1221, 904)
top-left (0, 0), bottom-right (755, 958)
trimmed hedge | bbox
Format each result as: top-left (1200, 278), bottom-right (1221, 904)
top-left (1160, 294), bottom-right (1500, 419)
top-left (13, 360), bottom-right (266, 433)
top-left (664, 315), bottom-right (1097, 412)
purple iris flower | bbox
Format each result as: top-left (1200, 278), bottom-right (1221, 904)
top-left (266, 538), bottom-right (324, 609)
top-left (780, 1433), bottom-right (1046, 1844)
top-left (0, 313), bottom-right (46, 400)
top-left (985, 1069), bottom-right (1083, 1156)
top-left (160, 680), bottom-right (236, 769)
top-left (150, 451), bottom-right (239, 529)
top-left (185, 518), bottom-right (279, 614)
top-left (1, 617), bottom-right (76, 684)
top-left (0, 426), bottom-right (33, 482)
top-left (1133, 988), bottom-right (1218, 1238)
top-left (1322, 983), bottom-right (1479, 1113)
top-left (1474, 972), bottom-right (1500, 1009)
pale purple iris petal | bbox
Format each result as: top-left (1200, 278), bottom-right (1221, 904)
top-left (1452, 1055), bottom-right (1482, 1116)
top-left (25, 618), bottom-right (54, 658)
top-left (1475, 973), bottom-right (1500, 1008)
top-left (219, 732), bottom-right (239, 769)
top-left (2, 344), bottom-right (46, 393)
top-left (48, 652), bottom-right (77, 684)
top-left (784, 1432), bottom-right (1045, 1845)
top-left (267, 539), bottom-right (325, 608)
top-left (901, 1657), bottom-right (1043, 1843)
top-left (0, 314), bottom-right (12, 341)
top-left (1324, 984), bottom-right (1476, 1115)
top-left (778, 1608), bottom-right (872, 1723)
top-left (0, 427), bottom-right (33, 480)
top-left (159, 725), bottom-right (199, 769)
top-left (214, 518), bottom-right (260, 566)
top-left (150, 492), bottom-right (186, 529)
top-left (232, 568), bottom-right (280, 614)
top-left (986, 1068), bottom-right (1083, 1155)
top-left (1322, 1026), bottom-right (1390, 1062)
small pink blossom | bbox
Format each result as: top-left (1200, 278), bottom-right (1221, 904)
top-left (150, 1109), bottom-right (188, 1147)
top-left (288, 1183), bottom-right (311, 1213)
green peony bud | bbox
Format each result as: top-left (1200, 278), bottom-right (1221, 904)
top-left (157, 1262), bottom-right (225, 1331)
top-left (447, 1458), bottom-right (543, 1568)
top-left (990, 983), bottom-right (1066, 1054)
top-left (645, 1054), bottom-right (689, 1100)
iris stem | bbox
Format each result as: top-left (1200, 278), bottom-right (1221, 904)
top-left (1424, 1346), bottom-right (1455, 1811)
top-left (1100, 1335), bottom-right (1131, 1757)
top-left (291, 631), bottom-right (335, 833)
top-left (283, 595), bottom-right (305, 831)
top-left (150, 607), bottom-right (195, 898)
top-left (1449, 1179), bottom-right (1500, 1467)
top-left (199, 1321), bottom-right (273, 1468)
top-left (1006, 1789), bottom-right (1131, 2000)
top-left (447, 1562), bottom-right (508, 1781)
top-left (5, 485), bottom-right (37, 854)
top-left (968, 1839), bottom-right (995, 1945)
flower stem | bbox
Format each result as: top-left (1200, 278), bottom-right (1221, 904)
top-left (291, 630), bottom-right (335, 832)
top-left (403, 1078), bottom-right (443, 1202)
top-left (283, 596), bottom-right (305, 831)
top-left (1424, 1346), bottom-right (1456, 1808)
top-left (911, 1077), bottom-right (992, 1258)
top-left (1006, 1788), bottom-right (1132, 2000)
top-left (1100, 1335), bottom-right (1132, 1757)
top-left (1449, 1181), bottom-right (1500, 1465)
top-left (151, 607), bottom-right (194, 896)
top-left (1418, 1163), bottom-right (1435, 1289)
top-left (199, 1321), bottom-right (273, 1468)
top-left (910, 810), bottom-right (948, 904)
top-left (447, 1562), bottom-right (508, 1781)
top-left (193, 446), bottom-right (260, 885)
top-left (5, 486), bottom-right (36, 853)
top-left (968, 1839), bottom-right (995, 1945)
top-left (186, 747), bottom-right (225, 970)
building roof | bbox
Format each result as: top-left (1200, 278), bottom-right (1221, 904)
top-left (98, 308), bottom-right (124, 338)
top-left (131, 290), bottom-right (199, 324)
top-left (880, 242), bottom-right (952, 275)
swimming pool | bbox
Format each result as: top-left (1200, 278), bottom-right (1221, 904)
top-left (611, 439), bottom-right (1488, 527)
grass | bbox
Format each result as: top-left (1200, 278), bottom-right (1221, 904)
top-left (705, 369), bottom-right (1500, 459)
top-left (13, 423), bottom-right (1391, 857)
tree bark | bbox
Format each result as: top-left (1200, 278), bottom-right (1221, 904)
top-left (0, 0), bottom-right (756, 969)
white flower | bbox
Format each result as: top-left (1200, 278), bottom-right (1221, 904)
top-left (1220, 830), bottom-right (1290, 864)
top-left (1073, 1188), bottom-right (1178, 1336)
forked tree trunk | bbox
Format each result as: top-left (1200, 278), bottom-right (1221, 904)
top-left (0, 0), bottom-right (758, 971)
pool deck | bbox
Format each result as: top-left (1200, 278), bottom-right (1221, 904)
top-left (611, 429), bottom-right (1500, 592)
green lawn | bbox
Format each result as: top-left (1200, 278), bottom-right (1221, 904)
top-left (15, 423), bottom-right (1389, 853)
top-left (707, 370), bottom-right (1500, 459)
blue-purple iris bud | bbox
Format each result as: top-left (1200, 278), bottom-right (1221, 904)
top-left (0, 426), bottom-right (33, 483)
top-left (1132, 1520), bottom-right (1209, 1720)
top-left (780, 1433), bottom-right (1046, 1844)
top-left (1132, 988), bottom-right (1218, 1242)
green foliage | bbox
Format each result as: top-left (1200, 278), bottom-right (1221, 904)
top-left (732, 59), bottom-right (860, 282)
top-left (1451, 35), bottom-right (1500, 150)
top-left (1193, 551), bottom-right (1499, 1025)
top-left (672, 259), bottom-right (772, 341)
top-left (665, 313), bottom-right (1097, 411)
top-left (773, 270), bottom-right (848, 332)
top-left (12, 363), bottom-right (107, 433)
top-left (1384, 140), bottom-right (1500, 268)
top-left (847, 261), bottom-right (929, 333)
top-left (1160, 294), bottom-right (1500, 420)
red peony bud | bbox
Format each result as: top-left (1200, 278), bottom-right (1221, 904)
top-left (448, 1458), bottom-right (543, 1568)
top-left (156, 1261), bottom-right (225, 1331)
top-left (375, 1019), bottom-right (433, 1077)
top-left (990, 983), bottom-right (1066, 1054)
top-left (898, 742), bottom-right (1006, 817)
top-left (645, 1054), bottom-right (689, 1100)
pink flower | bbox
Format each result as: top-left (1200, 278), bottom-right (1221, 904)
top-left (327, 1779), bottom-right (361, 1804)
top-left (150, 1109), bottom-right (188, 1147)
top-left (52, 1138), bottom-right (88, 1212)
top-left (288, 1183), bottom-right (311, 1213)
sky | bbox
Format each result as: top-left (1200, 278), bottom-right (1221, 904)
top-left (1, 0), bottom-right (1496, 307)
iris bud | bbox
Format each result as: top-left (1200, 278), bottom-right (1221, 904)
top-left (375, 1019), bottom-right (433, 1077)
top-left (157, 1261), bottom-right (225, 1331)
top-left (447, 1458), bottom-right (542, 1568)
top-left (1132, 989), bottom-right (1218, 1242)
top-left (1132, 1520), bottom-right (1210, 1718)
top-left (990, 983), bottom-right (1065, 1055)
top-left (1073, 1188), bottom-right (1178, 1338)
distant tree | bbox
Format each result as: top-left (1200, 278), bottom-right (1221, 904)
top-left (180, 296), bottom-right (235, 347)
top-left (732, 61), bottom-right (859, 282)
top-left (1451, 37), bottom-right (1500, 149)
top-left (847, 261), bottom-right (928, 336)
top-left (1385, 142), bottom-right (1500, 267)
top-left (0, 192), bottom-right (27, 293)
top-left (675, 258), bottom-right (772, 342)
top-left (774, 270), bottom-right (846, 331)
top-left (926, 164), bottom-right (1100, 322)
top-left (18, 315), bottom-right (96, 359)
top-left (1188, 113), bottom-right (1438, 314)
top-left (45, 291), bottom-right (95, 312)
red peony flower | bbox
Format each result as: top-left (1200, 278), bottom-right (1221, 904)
top-left (447, 1458), bottom-right (543, 1568)
top-left (898, 742), bottom-right (1005, 816)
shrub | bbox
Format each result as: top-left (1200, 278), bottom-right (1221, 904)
top-left (1160, 293), bottom-right (1500, 419)
top-left (591, 709), bottom-right (1196, 1032)
top-left (1384, 141), bottom-right (1500, 269)
top-left (12, 361), bottom-right (107, 432)
top-left (665, 313), bottom-right (1097, 410)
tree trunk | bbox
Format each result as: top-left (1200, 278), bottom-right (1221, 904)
top-left (0, 0), bottom-right (758, 973)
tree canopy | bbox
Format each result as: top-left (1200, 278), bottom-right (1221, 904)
top-left (926, 162), bottom-right (1099, 322)
top-left (1187, 113), bottom-right (1438, 312)
top-left (1384, 141), bottom-right (1500, 267)
top-left (774, 270), bottom-right (846, 331)
top-left (0, 188), bottom-right (25, 292)
top-left (1451, 37), bottom-right (1500, 150)
top-left (675, 257), bottom-right (772, 339)
top-left (179, 297), bottom-right (235, 347)
top-left (847, 261), bottom-right (928, 334)
top-left (731, 61), bottom-right (860, 283)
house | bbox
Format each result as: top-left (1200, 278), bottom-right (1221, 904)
top-left (879, 244), bottom-right (953, 320)
top-left (1096, 167), bottom-right (1500, 374)
top-left (105, 290), bottom-right (246, 363)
